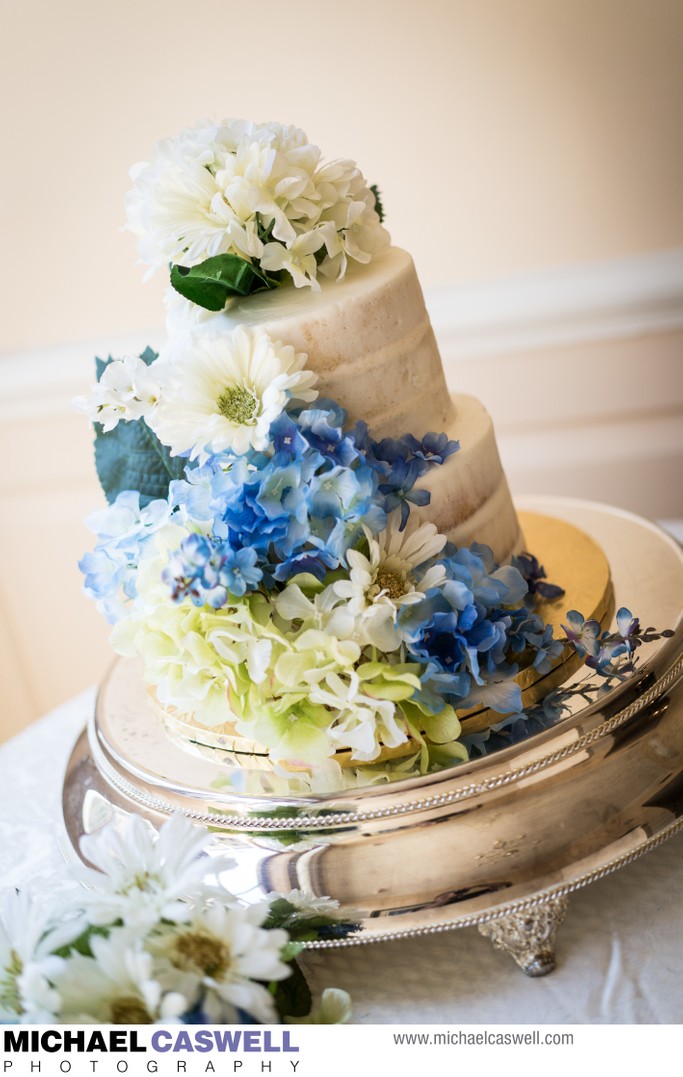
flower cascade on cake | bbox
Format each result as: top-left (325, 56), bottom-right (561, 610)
top-left (77, 328), bottom-right (569, 773)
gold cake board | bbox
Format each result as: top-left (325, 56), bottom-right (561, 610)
top-left (158, 509), bottom-right (614, 764)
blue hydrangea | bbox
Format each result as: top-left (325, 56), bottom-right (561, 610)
top-left (163, 534), bottom-right (262, 607)
top-left (79, 491), bottom-right (171, 622)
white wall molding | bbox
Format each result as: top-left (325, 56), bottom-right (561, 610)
top-left (426, 247), bottom-right (683, 360)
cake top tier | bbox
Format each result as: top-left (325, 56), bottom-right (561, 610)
top-left (126, 118), bottom-right (390, 309)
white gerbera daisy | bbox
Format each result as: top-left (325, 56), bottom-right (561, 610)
top-left (149, 327), bottom-right (318, 461)
top-left (78, 814), bottom-right (235, 929)
top-left (56, 930), bottom-right (188, 1024)
top-left (0, 890), bottom-right (82, 1022)
top-left (333, 513), bottom-right (447, 649)
top-left (151, 902), bottom-right (290, 1024)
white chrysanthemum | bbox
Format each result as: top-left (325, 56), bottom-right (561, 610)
top-left (150, 903), bottom-right (290, 1024)
top-left (125, 117), bottom-right (390, 290)
top-left (55, 930), bottom-right (188, 1024)
top-left (333, 514), bottom-right (447, 649)
top-left (126, 123), bottom-right (233, 275)
top-left (0, 890), bottom-right (83, 1022)
top-left (149, 327), bottom-right (318, 460)
top-left (73, 355), bottom-right (162, 432)
top-left (77, 815), bottom-right (235, 929)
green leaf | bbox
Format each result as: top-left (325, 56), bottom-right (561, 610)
top-left (370, 184), bottom-right (385, 223)
top-left (170, 254), bottom-right (278, 311)
top-left (271, 962), bottom-right (312, 1020)
top-left (53, 923), bottom-right (110, 959)
top-left (93, 350), bottom-right (187, 505)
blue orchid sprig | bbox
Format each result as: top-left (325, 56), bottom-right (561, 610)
top-left (562, 607), bottom-right (674, 680)
top-left (513, 552), bottom-right (565, 606)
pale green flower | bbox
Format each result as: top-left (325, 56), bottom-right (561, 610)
top-left (290, 987), bottom-right (352, 1024)
top-left (235, 692), bottom-right (335, 767)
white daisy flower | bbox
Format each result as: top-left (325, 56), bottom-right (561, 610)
top-left (73, 354), bottom-right (162, 432)
top-left (0, 890), bottom-right (83, 1022)
top-left (78, 814), bottom-right (235, 929)
top-left (151, 902), bottom-right (290, 1024)
top-left (333, 513), bottom-right (448, 649)
top-left (149, 326), bottom-right (318, 460)
top-left (55, 930), bottom-right (188, 1024)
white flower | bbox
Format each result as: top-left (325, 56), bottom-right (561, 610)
top-left (0, 890), bottom-right (82, 1022)
top-left (55, 930), bottom-right (188, 1024)
top-left (125, 117), bottom-right (390, 291)
top-left (84, 490), bottom-right (171, 550)
top-left (332, 514), bottom-right (447, 648)
top-left (126, 123), bottom-right (233, 275)
top-left (149, 326), bottom-right (318, 460)
top-left (260, 230), bottom-right (325, 289)
top-left (78, 814), bottom-right (235, 929)
top-left (73, 355), bottom-right (162, 432)
top-left (309, 670), bottom-right (409, 761)
top-left (151, 902), bottom-right (290, 1024)
top-left (273, 890), bottom-right (341, 917)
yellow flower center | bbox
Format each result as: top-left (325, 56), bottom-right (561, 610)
top-left (0, 951), bottom-right (23, 1014)
top-left (174, 931), bottom-right (231, 979)
top-left (217, 386), bottom-right (258, 425)
top-left (110, 997), bottom-right (153, 1024)
top-left (376, 569), bottom-right (406, 600)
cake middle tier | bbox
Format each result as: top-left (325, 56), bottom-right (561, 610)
top-left (165, 246), bottom-right (523, 561)
top-left (166, 246), bottom-right (454, 439)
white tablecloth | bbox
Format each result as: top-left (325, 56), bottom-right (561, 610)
top-left (1, 688), bottom-right (682, 1024)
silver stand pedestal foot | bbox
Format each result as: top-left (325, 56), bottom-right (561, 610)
top-left (478, 895), bottom-right (569, 977)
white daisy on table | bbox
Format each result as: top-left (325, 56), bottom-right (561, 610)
top-left (55, 930), bottom-right (188, 1024)
top-left (149, 326), bottom-right (318, 460)
top-left (150, 902), bottom-right (290, 1024)
top-left (78, 814), bottom-right (234, 930)
top-left (0, 890), bottom-right (83, 1022)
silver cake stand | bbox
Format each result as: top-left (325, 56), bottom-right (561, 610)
top-left (60, 497), bottom-right (683, 976)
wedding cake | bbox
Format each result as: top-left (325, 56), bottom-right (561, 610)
top-left (78, 119), bottom-right (578, 777)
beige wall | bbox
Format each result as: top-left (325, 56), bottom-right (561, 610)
top-left (2, 0), bottom-right (683, 354)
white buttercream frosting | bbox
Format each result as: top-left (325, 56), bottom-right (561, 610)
top-left (164, 247), bottom-right (523, 562)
